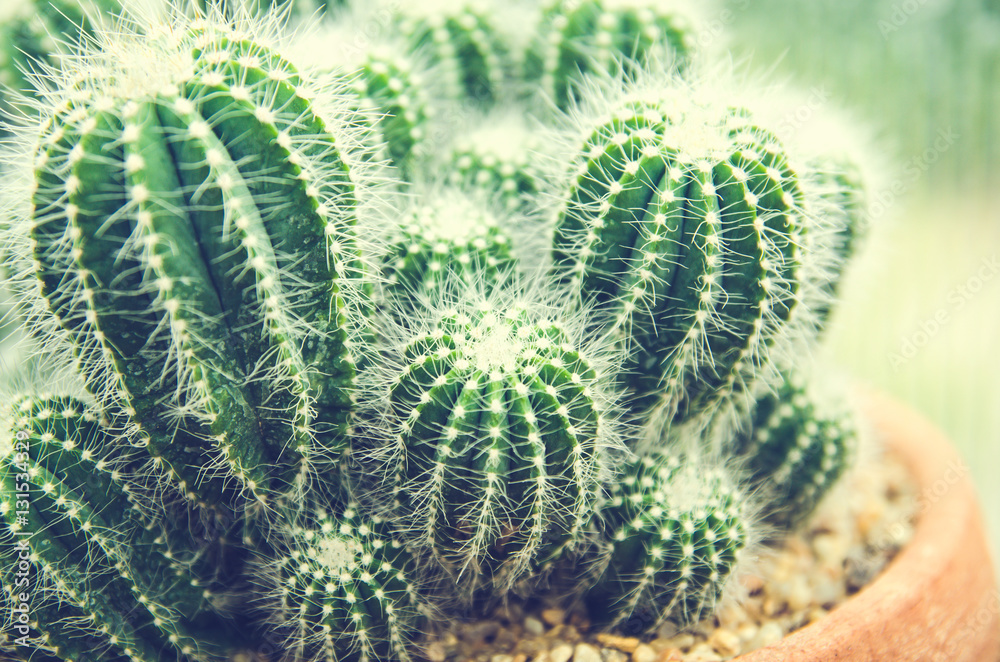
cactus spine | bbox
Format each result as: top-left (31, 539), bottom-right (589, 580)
top-left (374, 291), bottom-right (623, 593)
top-left (268, 503), bottom-right (426, 662)
top-left (552, 80), bottom-right (819, 430)
top-left (584, 453), bottom-right (750, 632)
top-left (739, 371), bottom-right (858, 528)
top-left (18, 9), bottom-right (376, 505)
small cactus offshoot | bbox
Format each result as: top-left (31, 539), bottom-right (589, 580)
top-left (267, 503), bottom-right (426, 662)
top-left (551, 71), bottom-right (846, 432)
top-left (739, 371), bottom-right (858, 528)
top-left (583, 452), bottom-right (750, 633)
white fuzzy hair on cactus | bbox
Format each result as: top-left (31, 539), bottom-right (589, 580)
top-left (356, 272), bottom-right (630, 594)
top-left (545, 55), bottom-right (864, 444)
top-left (0, 0), bottom-right (392, 508)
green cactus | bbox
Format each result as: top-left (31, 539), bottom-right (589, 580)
top-left (0, 393), bottom-right (245, 661)
top-left (444, 112), bottom-right (544, 210)
top-left (0, 0), bottom-right (121, 119)
top-left (584, 452), bottom-right (750, 632)
top-left (810, 155), bottom-right (871, 333)
top-left (525, 0), bottom-right (699, 109)
top-left (739, 371), bottom-right (858, 528)
top-left (291, 14), bottom-right (433, 172)
top-left (267, 503), bottom-right (427, 662)
top-left (374, 291), bottom-right (623, 594)
top-left (392, 0), bottom-right (510, 104)
top-left (380, 191), bottom-right (517, 314)
top-left (552, 81), bottom-right (829, 431)
top-left (14, 11), bottom-right (377, 506)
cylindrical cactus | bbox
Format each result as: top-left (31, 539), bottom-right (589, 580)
top-left (738, 370), bottom-right (858, 529)
top-left (525, 0), bottom-right (700, 109)
top-left (291, 6), bottom-right (434, 172)
top-left (0, 393), bottom-right (244, 661)
top-left (5, 7), bottom-right (379, 506)
top-left (389, 0), bottom-right (510, 105)
top-left (583, 452), bottom-right (750, 632)
top-left (368, 288), bottom-right (624, 594)
top-left (551, 73), bottom-right (840, 433)
top-left (266, 502), bottom-right (427, 662)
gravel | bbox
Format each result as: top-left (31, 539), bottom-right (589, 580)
top-left (416, 445), bottom-right (916, 661)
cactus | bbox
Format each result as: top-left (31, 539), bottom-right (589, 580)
top-left (551, 73), bottom-right (841, 432)
top-left (443, 111), bottom-right (544, 210)
top-left (291, 8), bottom-right (433, 171)
top-left (0, 0), bottom-right (121, 119)
top-left (379, 190), bottom-right (518, 316)
top-left (738, 371), bottom-right (858, 528)
top-left (6, 6), bottom-right (380, 506)
top-left (0, 0), bottom-right (881, 652)
top-left (390, 0), bottom-right (510, 105)
top-left (265, 502), bottom-right (427, 662)
top-left (0, 393), bottom-right (245, 661)
top-left (525, 0), bottom-right (700, 109)
top-left (583, 452), bottom-right (750, 632)
top-left (368, 288), bottom-right (624, 594)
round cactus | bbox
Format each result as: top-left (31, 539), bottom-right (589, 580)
top-left (391, 0), bottom-right (510, 105)
top-left (379, 190), bottom-right (518, 314)
top-left (443, 111), bottom-right (544, 210)
top-left (739, 371), bottom-right (858, 529)
top-left (525, 0), bottom-right (700, 109)
top-left (552, 75), bottom-right (835, 433)
top-left (0, 393), bottom-right (244, 661)
top-left (584, 452), bottom-right (750, 632)
top-left (267, 502), bottom-right (427, 662)
top-left (5, 7), bottom-right (379, 506)
top-left (370, 289), bottom-right (624, 594)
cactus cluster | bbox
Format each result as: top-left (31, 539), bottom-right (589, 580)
top-left (0, 0), bottom-right (876, 660)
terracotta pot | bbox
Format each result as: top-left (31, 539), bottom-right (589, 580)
top-left (735, 391), bottom-right (1000, 661)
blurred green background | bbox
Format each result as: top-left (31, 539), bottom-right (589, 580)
top-left (725, 0), bottom-right (1000, 562)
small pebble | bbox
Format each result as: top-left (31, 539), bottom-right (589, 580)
top-left (542, 609), bottom-right (567, 626)
top-left (594, 634), bottom-right (640, 653)
top-left (631, 644), bottom-right (657, 662)
top-left (602, 651), bottom-right (629, 662)
top-left (707, 628), bottom-right (741, 657)
top-left (549, 644), bottom-right (574, 662)
top-left (667, 634), bottom-right (695, 651)
top-left (749, 621), bottom-right (785, 650)
top-left (424, 641), bottom-right (446, 662)
top-left (524, 617), bottom-right (545, 636)
top-left (685, 643), bottom-right (722, 662)
top-left (574, 643), bottom-right (602, 662)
